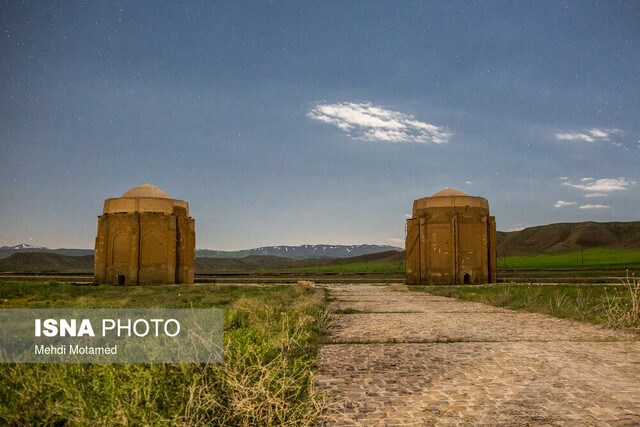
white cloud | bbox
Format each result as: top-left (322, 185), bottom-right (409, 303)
top-left (465, 181), bottom-right (473, 184)
top-left (563, 177), bottom-right (636, 193)
top-left (387, 238), bottom-right (404, 244)
top-left (587, 128), bottom-right (610, 138)
top-left (579, 204), bottom-right (610, 209)
top-left (404, 214), bottom-right (412, 218)
top-left (556, 132), bottom-right (596, 142)
top-left (308, 102), bottom-right (451, 143)
top-left (508, 226), bottom-right (525, 232)
top-left (584, 192), bottom-right (607, 198)
top-left (554, 200), bottom-right (576, 208)
top-left (555, 128), bottom-right (622, 145)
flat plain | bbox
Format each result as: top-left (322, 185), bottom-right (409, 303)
top-left (2, 277), bottom-right (640, 425)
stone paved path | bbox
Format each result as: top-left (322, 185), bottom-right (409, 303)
top-left (314, 284), bottom-right (640, 426)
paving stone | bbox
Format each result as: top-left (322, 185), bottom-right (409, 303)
top-left (316, 284), bottom-right (640, 425)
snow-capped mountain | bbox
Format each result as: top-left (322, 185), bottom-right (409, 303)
top-left (2, 243), bottom-right (46, 250)
top-left (196, 244), bottom-right (402, 259)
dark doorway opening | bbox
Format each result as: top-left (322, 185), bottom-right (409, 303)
top-left (117, 275), bottom-right (125, 285)
top-left (463, 273), bottom-right (470, 284)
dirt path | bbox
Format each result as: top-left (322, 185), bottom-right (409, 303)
top-left (315, 284), bottom-right (640, 425)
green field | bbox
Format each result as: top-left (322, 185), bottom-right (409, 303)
top-left (499, 248), bottom-right (640, 270)
top-left (285, 248), bottom-right (639, 276)
top-left (283, 261), bottom-right (405, 274)
top-left (276, 249), bottom-right (640, 276)
top-left (0, 281), bottom-right (327, 426)
top-left (238, 248), bottom-right (640, 276)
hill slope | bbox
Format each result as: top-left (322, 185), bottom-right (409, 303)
top-left (497, 221), bottom-right (640, 256)
top-left (0, 246), bottom-right (94, 259)
top-left (0, 253), bottom-right (94, 273)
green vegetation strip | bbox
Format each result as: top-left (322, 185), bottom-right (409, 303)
top-left (410, 280), bottom-right (640, 330)
top-left (284, 262), bottom-right (405, 274)
top-left (0, 281), bottom-right (328, 426)
top-left (499, 248), bottom-right (640, 270)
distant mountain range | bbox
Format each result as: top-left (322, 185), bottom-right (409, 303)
top-left (3, 243), bottom-right (45, 250)
top-left (0, 250), bottom-right (405, 274)
top-left (0, 245), bottom-right (94, 259)
top-left (0, 243), bottom-right (401, 260)
top-left (196, 244), bottom-right (402, 259)
top-left (497, 221), bottom-right (640, 256)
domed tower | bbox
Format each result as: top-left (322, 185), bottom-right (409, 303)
top-left (93, 184), bottom-right (195, 285)
top-left (405, 188), bottom-right (496, 285)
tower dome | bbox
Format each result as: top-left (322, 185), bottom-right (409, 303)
top-left (431, 188), bottom-right (469, 197)
top-left (102, 184), bottom-right (188, 215)
top-left (122, 184), bottom-right (171, 199)
top-left (413, 188), bottom-right (488, 212)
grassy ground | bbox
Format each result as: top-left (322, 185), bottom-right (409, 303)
top-left (411, 277), bottom-right (640, 330)
top-left (283, 262), bottom-right (405, 274)
top-left (500, 248), bottom-right (640, 270)
top-left (0, 281), bottom-right (328, 426)
top-left (497, 268), bottom-right (634, 280)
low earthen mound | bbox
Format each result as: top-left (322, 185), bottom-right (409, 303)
top-left (497, 221), bottom-right (640, 256)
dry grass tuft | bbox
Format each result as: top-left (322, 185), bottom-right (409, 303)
top-left (297, 280), bottom-right (316, 288)
top-left (184, 311), bottom-right (327, 426)
top-left (388, 283), bottom-right (408, 291)
top-left (485, 287), bottom-right (512, 307)
top-left (605, 271), bottom-right (640, 329)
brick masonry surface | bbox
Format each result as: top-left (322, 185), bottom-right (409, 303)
top-left (315, 284), bottom-right (640, 426)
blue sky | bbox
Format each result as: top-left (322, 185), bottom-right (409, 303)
top-left (1, 1), bottom-right (638, 250)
